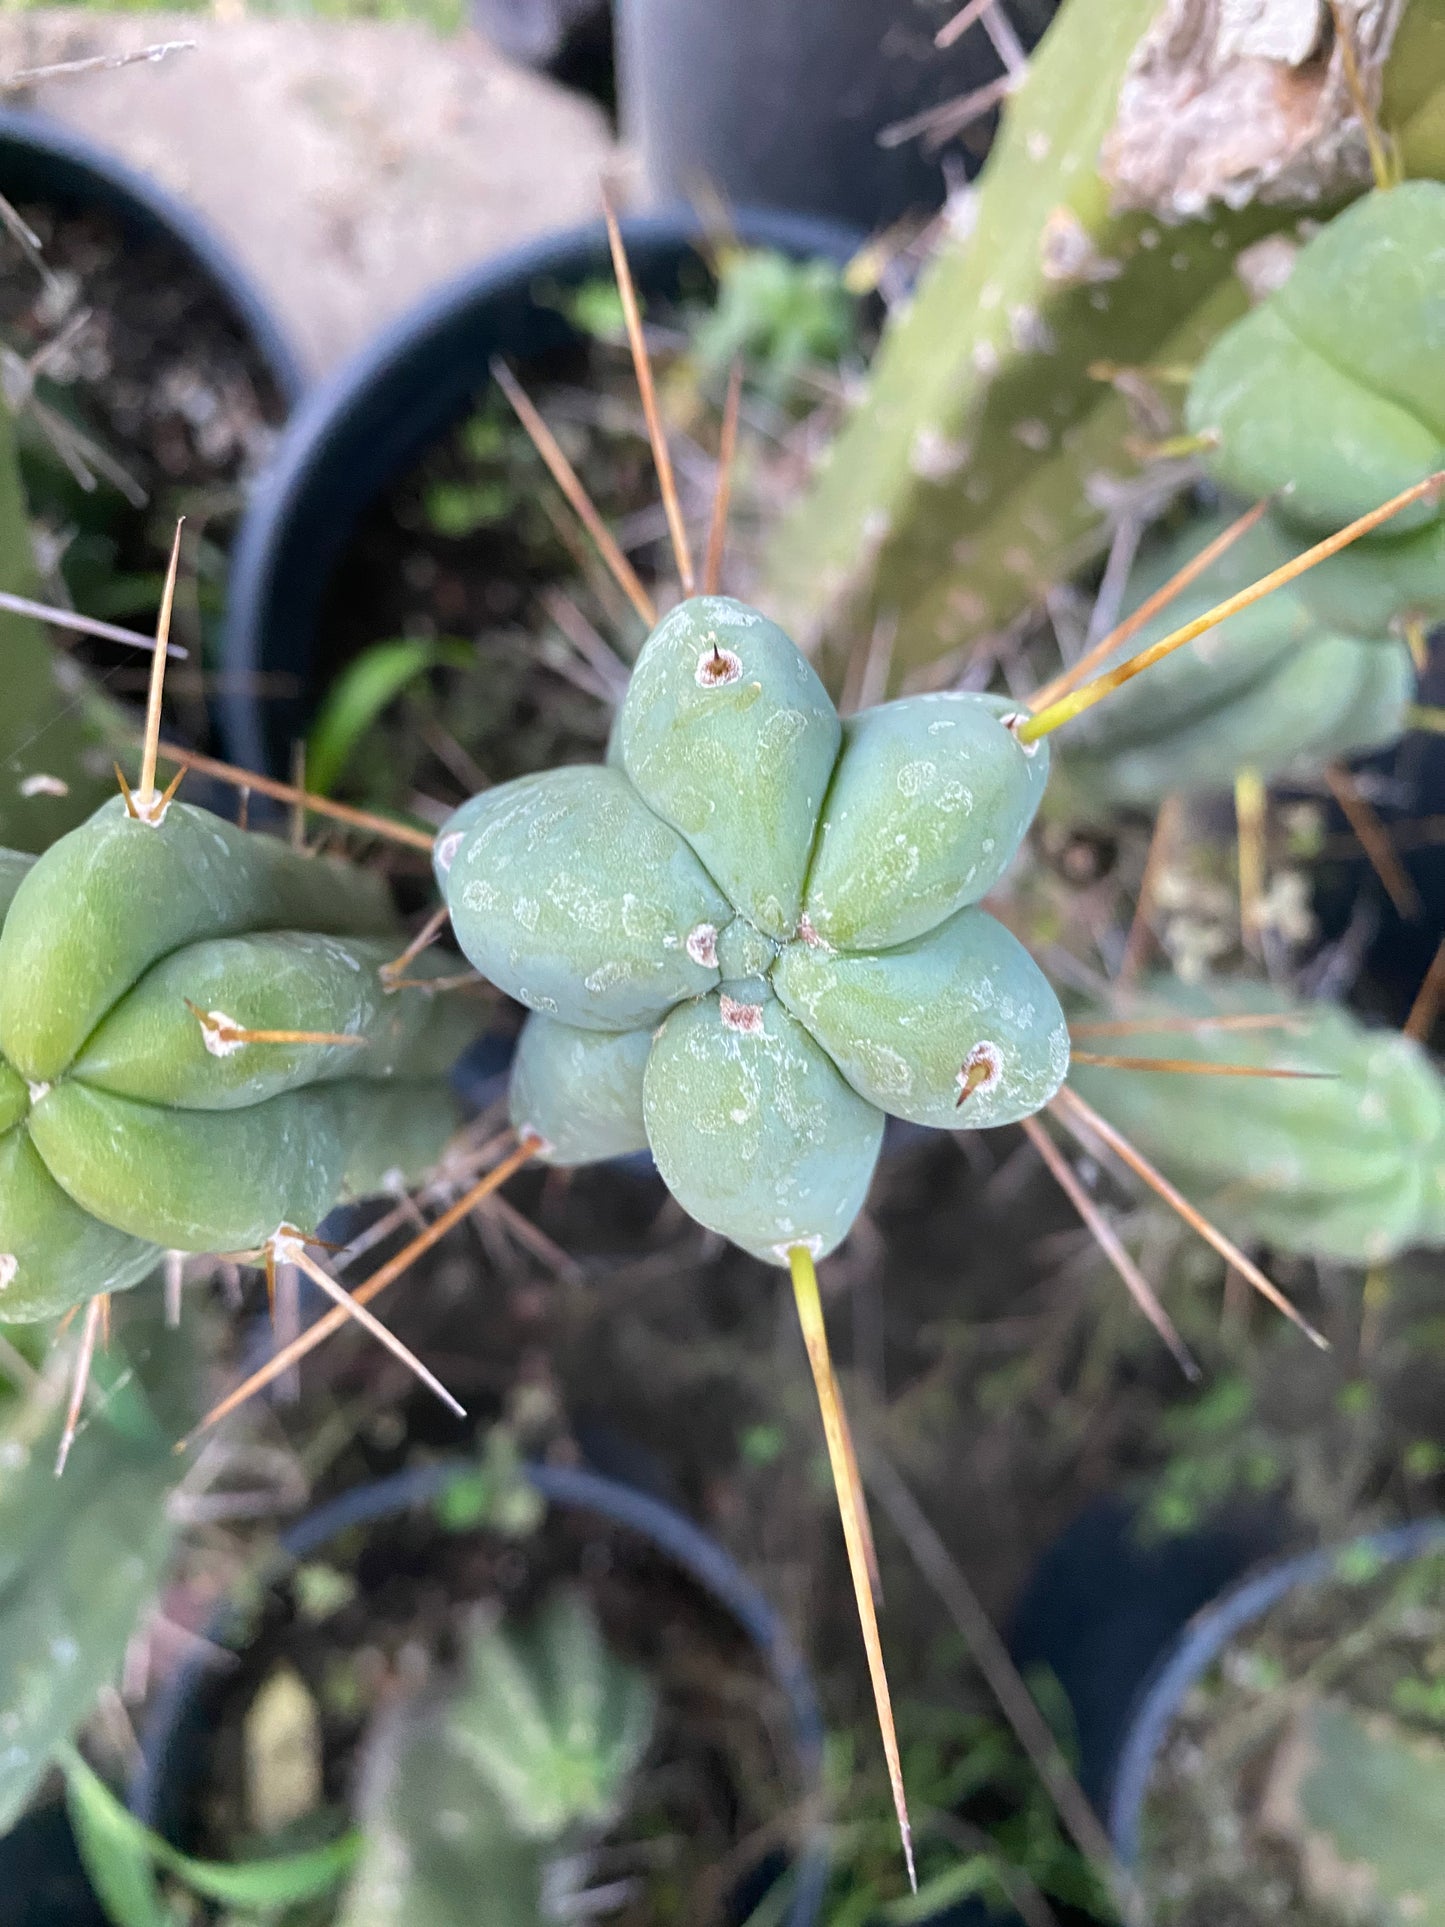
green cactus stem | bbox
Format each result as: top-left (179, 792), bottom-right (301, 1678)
top-left (0, 796), bottom-right (478, 1323)
top-left (760, 0), bottom-right (1445, 685)
top-left (1056, 510), bottom-right (1416, 805)
top-left (0, 1312), bottom-right (189, 1835)
top-left (1068, 981), bottom-right (1445, 1265)
top-left (338, 1589), bottom-right (654, 1927)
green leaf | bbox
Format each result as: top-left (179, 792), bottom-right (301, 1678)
top-left (63, 1753), bottom-right (172, 1927)
top-left (306, 639), bottom-right (472, 795)
top-left (61, 1750), bottom-right (359, 1918)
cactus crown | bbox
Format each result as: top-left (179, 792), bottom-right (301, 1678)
top-left (438, 592), bottom-right (1069, 1266)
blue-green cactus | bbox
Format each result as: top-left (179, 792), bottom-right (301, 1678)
top-left (438, 595), bottom-right (1069, 1265)
top-left (1068, 982), bottom-right (1445, 1266)
top-left (0, 798), bottom-right (478, 1323)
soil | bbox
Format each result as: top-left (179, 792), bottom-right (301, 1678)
top-left (0, 196), bottom-right (288, 740)
top-left (1137, 1546), bottom-right (1445, 1924)
top-left (178, 1488), bottom-right (801, 1925)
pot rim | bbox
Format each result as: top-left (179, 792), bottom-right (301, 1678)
top-left (1108, 1514), bottom-right (1445, 1866)
top-left (219, 204), bottom-right (864, 777)
top-left (0, 105), bottom-right (308, 410)
top-left (131, 1453), bottom-right (832, 1926)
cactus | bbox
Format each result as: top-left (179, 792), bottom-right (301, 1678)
top-left (1262, 1698), bottom-right (1445, 1924)
top-left (0, 1311), bottom-right (188, 1835)
top-left (0, 398), bottom-right (118, 853)
top-left (337, 1589), bottom-right (654, 1927)
top-left (759, 1), bottom-right (1445, 683)
top-left (1067, 981), bottom-right (1445, 1265)
top-left (1056, 510), bottom-right (1416, 806)
top-left (0, 794), bottom-right (478, 1323)
top-left (437, 594), bottom-right (1069, 1264)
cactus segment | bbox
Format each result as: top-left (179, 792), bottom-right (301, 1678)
top-left (450, 1589), bottom-right (655, 1842)
top-left (1067, 983), bottom-right (1445, 1264)
top-left (1188, 183), bottom-right (1445, 537)
top-left (509, 1015), bottom-right (651, 1165)
top-left (71, 935), bottom-right (474, 1109)
top-left (643, 990), bottom-right (885, 1265)
top-left (0, 795), bottom-right (477, 1306)
top-left (775, 907), bottom-right (1070, 1129)
top-left (0, 1130), bottom-right (160, 1324)
top-left (27, 1082), bottom-right (352, 1253)
top-left (801, 693), bottom-right (1050, 950)
top-left (617, 596), bottom-right (841, 938)
top-left (716, 916), bottom-right (779, 982)
top-left (1263, 1699), bottom-right (1445, 1925)
top-left (0, 850), bottom-right (33, 923)
top-left (0, 798), bottom-right (395, 1083)
top-left (340, 1082), bottom-right (464, 1199)
top-left (0, 1319), bottom-right (186, 1834)
top-left (438, 766), bottom-right (729, 1032)
top-left (339, 1588), bottom-right (655, 1927)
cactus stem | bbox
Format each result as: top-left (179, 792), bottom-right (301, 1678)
top-left (1030, 500), bottom-right (1271, 711)
top-left (136, 519), bottom-right (184, 816)
top-left (154, 741), bottom-right (437, 852)
top-left (1406, 935), bottom-right (1445, 1043)
top-left (1118, 792), bottom-right (1182, 983)
top-left (703, 360), bottom-right (743, 598)
top-left (1017, 471), bottom-right (1445, 744)
top-left (788, 1240), bottom-right (914, 1892)
top-left (1020, 1114), bottom-right (1198, 1381)
top-left (282, 1239), bottom-right (465, 1419)
top-left (491, 356), bottom-right (656, 627)
top-left (380, 905), bottom-right (452, 985)
top-left (180, 998), bottom-right (370, 1055)
top-left (1234, 768), bottom-right (1268, 955)
top-left (1322, 763), bottom-right (1422, 919)
top-left (603, 195), bottom-right (696, 596)
top-left (55, 1294), bottom-right (105, 1477)
top-left (1051, 1084), bottom-right (1328, 1349)
top-left (180, 1133), bottom-right (542, 1449)
top-left (1069, 1052), bottom-right (1334, 1080)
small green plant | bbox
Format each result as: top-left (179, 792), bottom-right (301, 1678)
top-left (337, 1588), bottom-right (654, 1927)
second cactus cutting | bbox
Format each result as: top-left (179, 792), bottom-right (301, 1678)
top-left (437, 593), bottom-right (1071, 1265)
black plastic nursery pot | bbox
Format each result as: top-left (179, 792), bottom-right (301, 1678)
top-left (615, 0), bottom-right (1059, 234)
top-left (0, 110), bottom-right (306, 413)
top-left (131, 1457), bottom-right (832, 1926)
top-left (220, 206), bottom-right (862, 783)
top-left (1011, 1505), bottom-right (1445, 1874)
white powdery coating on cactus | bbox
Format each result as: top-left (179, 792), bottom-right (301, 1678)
top-left (686, 922), bottom-right (720, 967)
top-left (269, 1225), bottom-right (308, 1264)
top-left (26, 1080), bottom-right (49, 1103)
top-left (198, 1009), bottom-right (246, 1057)
top-left (435, 829), bottom-right (465, 873)
top-left (719, 994), bottom-right (765, 1035)
top-left (695, 647), bottom-right (742, 688)
top-left (0, 1255), bottom-right (16, 1292)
